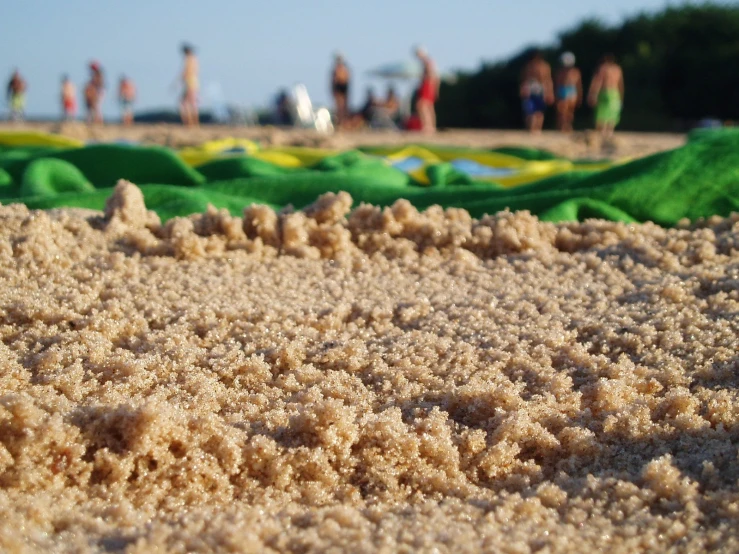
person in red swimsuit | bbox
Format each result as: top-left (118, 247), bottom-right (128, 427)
top-left (61, 75), bottom-right (77, 121)
top-left (414, 46), bottom-right (439, 133)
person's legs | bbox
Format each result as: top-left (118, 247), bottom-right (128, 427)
top-left (530, 110), bottom-right (544, 134)
top-left (11, 96), bottom-right (24, 122)
top-left (534, 112), bottom-right (544, 133)
top-left (341, 95), bottom-right (349, 125)
top-left (417, 99), bottom-right (430, 132)
top-left (332, 92), bottom-right (341, 125)
top-left (595, 119), bottom-right (612, 142)
top-left (183, 98), bottom-right (198, 127)
top-left (557, 100), bottom-right (575, 133)
top-left (556, 101), bottom-right (565, 132)
top-left (418, 99), bottom-right (436, 133)
top-left (567, 102), bottom-right (576, 132)
top-left (523, 98), bottom-right (533, 132)
top-left (191, 98), bottom-right (199, 127)
top-left (534, 93), bottom-right (546, 133)
top-left (603, 121), bottom-right (615, 139)
top-left (180, 91), bottom-right (198, 127)
top-left (87, 99), bottom-right (101, 125)
top-left (524, 95), bottom-right (545, 133)
top-left (184, 103), bottom-right (194, 127)
top-left (64, 100), bottom-right (74, 122)
top-left (334, 92), bottom-right (348, 126)
top-left (595, 115), bottom-right (612, 139)
top-left (179, 96), bottom-right (188, 126)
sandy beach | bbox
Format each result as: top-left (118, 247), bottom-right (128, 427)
top-left (3, 0), bottom-right (738, 549)
top-left (1, 122), bottom-right (686, 159)
top-left (0, 181), bottom-right (737, 552)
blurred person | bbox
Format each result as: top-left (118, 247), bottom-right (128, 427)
top-left (383, 86), bottom-right (400, 118)
top-left (6, 69), bottom-right (27, 122)
top-left (358, 87), bottom-right (378, 126)
top-left (414, 46), bottom-right (439, 132)
top-left (85, 61), bottom-right (105, 125)
top-left (520, 50), bottom-right (554, 134)
top-left (275, 89), bottom-right (293, 126)
top-left (405, 87), bottom-right (423, 131)
top-left (555, 52), bottom-right (582, 133)
top-left (342, 87), bottom-right (378, 130)
top-left (588, 53), bottom-right (624, 139)
top-left (180, 43), bottom-right (199, 127)
top-left (330, 53), bottom-right (350, 126)
top-left (61, 75), bottom-right (77, 121)
top-left (118, 75), bottom-right (136, 126)
top-left (369, 85), bottom-right (401, 129)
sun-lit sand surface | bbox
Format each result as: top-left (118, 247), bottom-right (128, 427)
top-left (1, 122), bottom-right (686, 160)
top-left (0, 181), bottom-right (737, 552)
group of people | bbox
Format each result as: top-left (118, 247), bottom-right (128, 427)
top-left (330, 46), bottom-right (439, 133)
top-left (330, 47), bottom-right (624, 137)
top-left (6, 44), bottom-right (200, 127)
top-left (7, 44), bottom-right (623, 136)
top-left (521, 50), bottom-right (624, 138)
top-left (8, 64), bottom-right (136, 126)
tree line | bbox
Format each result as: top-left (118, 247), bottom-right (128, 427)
top-left (436, 3), bottom-right (739, 131)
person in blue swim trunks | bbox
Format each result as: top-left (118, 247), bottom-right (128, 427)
top-left (520, 50), bottom-right (554, 134)
top-left (555, 52), bottom-right (582, 133)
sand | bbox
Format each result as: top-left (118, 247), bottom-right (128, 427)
top-left (1, 122), bottom-right (686, 159)
top-left (0, 181), bottom-right (737, 552)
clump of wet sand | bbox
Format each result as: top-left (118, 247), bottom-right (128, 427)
top-left (0, 181), bottom-right (737, 552)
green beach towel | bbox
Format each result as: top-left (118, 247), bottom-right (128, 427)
top-left (0, 129), bottom-right (737, 225)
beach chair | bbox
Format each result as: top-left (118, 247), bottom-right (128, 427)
top-left (291, 84), bottom-right (334, 134)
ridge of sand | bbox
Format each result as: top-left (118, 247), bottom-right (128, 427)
top-left (0, 182), bottom-right (737, 552)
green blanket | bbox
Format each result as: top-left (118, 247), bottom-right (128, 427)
top-left (1, 130), bottom-right (738, 225)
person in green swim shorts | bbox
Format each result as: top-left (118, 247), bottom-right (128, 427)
top-left (588, 54), bottom-right (624, 139)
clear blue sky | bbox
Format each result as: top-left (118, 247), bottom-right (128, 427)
top-left (2, 0), bottom-right (678, 118)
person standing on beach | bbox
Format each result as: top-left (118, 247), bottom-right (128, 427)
top-left (61, 75), bottom-right (77, 121)
top-left (180, 44), bottom-right (199, 127)
top-left (85, 61), bottom-right (105, 125)
top-left (6, 69), bottom-right (27, 122)
top-left (520, 50), bottom-right (554, 134)
top-left (555, 52), bottom-right (582, 133)
top-left (588, 54), bottom-right (624, 139)
top-left (415, 46), bottom-right (439, 133)
top-left (118, 76), bottom-right (136, 126)
top-left (330, 53), bottom-right (350, 127)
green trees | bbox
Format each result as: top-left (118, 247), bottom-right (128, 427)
top-left (436, 4), bottom-right (739, 131)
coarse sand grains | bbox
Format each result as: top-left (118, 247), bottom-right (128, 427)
top-left (0, 181), bottom-right (738, 552)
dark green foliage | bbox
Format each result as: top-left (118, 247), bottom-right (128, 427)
top-left (437, 4), bottom-right (739, 131)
